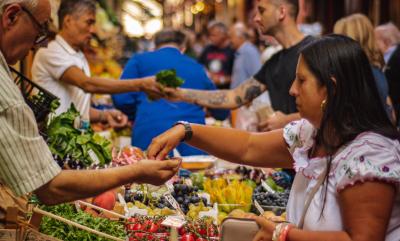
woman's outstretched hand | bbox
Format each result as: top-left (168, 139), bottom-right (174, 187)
top-left (147, 125), bottom-right (186, 160)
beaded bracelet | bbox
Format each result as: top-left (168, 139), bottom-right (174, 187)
top-left (272, 223), bottom-right (294, 241)
top-left (279, 224), bottom-right (294, 241)
top-left (272, 223), bottom-right (285, 241)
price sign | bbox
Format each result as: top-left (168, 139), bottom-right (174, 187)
top-left (254, 200), bottom-right (264, 215)
top-left (161, 216), bottom-right (186, 228)
top-left (164, 193), bottom-right (184, 215)
top-left (261, 180), bottom-right (276, 194)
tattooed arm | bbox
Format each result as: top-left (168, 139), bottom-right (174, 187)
top-left (173, 78), bottom-right (267, 109)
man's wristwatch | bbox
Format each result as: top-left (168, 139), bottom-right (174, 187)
top-left (173, 121), bottom-right (193, 142)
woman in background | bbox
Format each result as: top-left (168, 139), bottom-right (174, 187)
top-left (334, 13), bottom-right (396, 123)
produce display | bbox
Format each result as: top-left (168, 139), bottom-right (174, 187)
top-left (39, 203), bottom-right (126, 241)
top-left (38, 109), bottom-right (294, 241)
top-left (171, 182), bottom-right (208, 214)
top-left (156, 69), bottom-right (185, 88)
top-left (253, 186), bottom-right (290, 207)
top-left (126, 216), bottom-right (218, 241)
top-left (203, 178), bottom-right (253, 213)
top-left (47, 105), bottom-right (112, 169)
top-left (112, 146), bottom-right (145, 166)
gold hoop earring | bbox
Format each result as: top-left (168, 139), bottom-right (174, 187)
top-left (321, 99), bottom-right (327, 110)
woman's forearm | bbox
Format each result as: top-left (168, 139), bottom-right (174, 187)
top-left (187, 125), bottom-right (292, 168)
top-left (288, 229), bottom-right (351, 241)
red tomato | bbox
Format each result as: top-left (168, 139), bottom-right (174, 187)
top-left (133, 223), bottom-right (144, 231)
top-left (197, 228), bottom-right (207, 236)
top-left (148, 223), bottom-right (159, 233)
top-left (195, 238), bottom-right (206, 241)
top-left (127, 217), bottom-right (137, 223)
top-left (178, 226), bottom-right (187, 235)
top-left (126, 224), bottom-right (135, 231)
top-left (180, 233), bottom-right (195, 241)
top-left (208, 226), bottom-right (218, 237)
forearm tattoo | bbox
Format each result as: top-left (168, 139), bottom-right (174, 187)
top-left (235, 96), bottom-right (243, 105)
top-left (244, 85), bottom-right (262, 102)
top-left (182, 90), bottom-right (228, 107)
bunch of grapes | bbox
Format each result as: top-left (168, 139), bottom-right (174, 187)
top-left (53, 154), bottom-right (85, 169)
top-left (253, 185), bottom-right (290, 207)
top-left (171, 183), bottom-right (208, 214)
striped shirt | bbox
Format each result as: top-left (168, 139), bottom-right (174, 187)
top-left (0, 50), bottom-right (61, 197)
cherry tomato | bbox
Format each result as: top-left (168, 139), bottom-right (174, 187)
top-left (178, 226), bottom-right (188, 235)
top-left (148, 223), bottom-right (159, 233)
top-left (180, 233), bottom-right (195, 241)
top-left (133, 223), bottom-right (144, 231)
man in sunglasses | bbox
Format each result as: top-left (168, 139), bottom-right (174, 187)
top-left (0, 0), bottom-right (180, 228)
top-left (31, 0), bottom-right (164, 127)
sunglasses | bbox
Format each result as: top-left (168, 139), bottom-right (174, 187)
top-left (21, 6), bottom-right (49, 45)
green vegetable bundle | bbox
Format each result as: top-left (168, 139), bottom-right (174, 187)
top-left (47, 105), bottom-right (112, 168)
top-left (156, 69), bottom-right (185, 88)
top-left (40, 204), bottom-right (126, 241)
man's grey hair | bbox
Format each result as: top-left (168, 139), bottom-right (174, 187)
top-left (58, 0), bottom-right (96, 29)
top-left (232, 22), bottom-right (249, 39)
top-left (0, 0), bottom-right (38, 14)
top-left (375, 22), bottom-right (400, 46)
top-left (207, 20), bottom-right (228, 34)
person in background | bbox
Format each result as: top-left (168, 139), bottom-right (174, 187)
top-left (229, 22), bottom-right (262, 131)
top-left (31, 0), bottom-right (163, 127)
top-left (160, 0), bottom-right (312, 132)
top-left (334, 13), bottom-right (396, 123)
top-left (0, 0), bottom-right (179, 222)
top-left (148, 35), bottom-right (400, 241)
top-left (375, 22), bottom-right (400, 122)
top-left (198, 20), bottom-right (235, 89)
top-left (112, 29), bottom-right (229, 156)
top-left (229, 22), bottom-right (262, 89)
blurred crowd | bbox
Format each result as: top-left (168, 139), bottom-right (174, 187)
top-left (138, 15), bottom-right (400, 134)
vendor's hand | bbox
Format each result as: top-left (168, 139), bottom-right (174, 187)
top-left (135, 158), bottom-right (181, 185)
top-left (105, 109), bottom-right (128, 128)
top-left (147, 125), bottom-right (186, 160)
top-left (244, 214), bottom-right (276, 241)
top-left (258, 111), bottom-right (288, 132)
top-left (140, 76), bottom-right (167, 100)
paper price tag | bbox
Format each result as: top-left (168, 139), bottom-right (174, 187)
top-left (117, 193), bottom-right (129, 215)
top-left (165, 182), bottom-right (174, 192)
top-left (128, 206), bottom-right (148, 217)
top-left (164, 193), bottom-right (184, 215)
top-left (254, 200), bottom-right (264, 215)
top-left (199, 203), bottom-right (218, 224)
top-left (88, 149), bottom-right (100, 165)
top-left (161, 216), bottom-right (186, 229)
top-left (261, 180), bottom-right (276, 194)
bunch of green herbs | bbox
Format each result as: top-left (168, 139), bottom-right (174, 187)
top-left (39, 204), bottom-right (126, 241)
top-left (47, 105), bottom-right (112, 168)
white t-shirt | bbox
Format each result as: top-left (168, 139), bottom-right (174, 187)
top-left (283, 119), bottom-right (400, 241)
top-left (32, 35), bottom-right (91, 120)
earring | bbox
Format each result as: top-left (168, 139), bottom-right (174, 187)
top-left (321, 99), bottom-right (327, 110)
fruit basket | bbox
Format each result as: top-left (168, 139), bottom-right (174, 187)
top-left (9, 67), bottom-right (59, 126)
